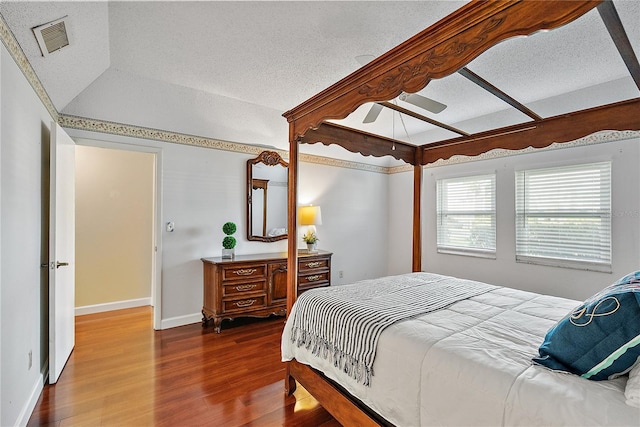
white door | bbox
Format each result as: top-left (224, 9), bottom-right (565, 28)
top-left (48, 122), bottom-right (76, 384)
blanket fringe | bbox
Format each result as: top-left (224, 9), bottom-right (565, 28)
top-left (291, 326), bottom-right (373, 386)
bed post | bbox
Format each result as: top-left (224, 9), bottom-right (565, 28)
top-left (412, 159), bottom-right (422, 272)
top-left (285, 123), bottom-right (299, 395)
top-left (286, 129), bottom-right (299, 316)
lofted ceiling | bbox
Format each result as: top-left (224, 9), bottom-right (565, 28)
top-left (1, 1), bottom-right (638, 167)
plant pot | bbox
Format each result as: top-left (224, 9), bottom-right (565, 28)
top-left (306, 242), bottom-right (317, 253)
top-left (222, 248), bottom-right (235, 259)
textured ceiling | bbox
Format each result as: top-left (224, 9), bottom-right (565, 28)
top-left (106, 1), bottom-right (467, 112)
top-left (1, 1), bottom-right (638, 165)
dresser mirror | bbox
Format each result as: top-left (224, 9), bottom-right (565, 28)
top-left (247, 151), bottom-right (288, 242)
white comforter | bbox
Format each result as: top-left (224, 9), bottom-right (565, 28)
top-left (282, 278), bottom-right (640, 426)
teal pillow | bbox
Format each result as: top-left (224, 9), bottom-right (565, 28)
top-left (533, 271), bottom-right (640, 380)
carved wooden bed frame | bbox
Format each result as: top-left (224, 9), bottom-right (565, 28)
top-left (281, 1), bottom-right (640, 425)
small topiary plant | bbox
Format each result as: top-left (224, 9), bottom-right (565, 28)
top-left (222, 222), bottom-right (237, 250)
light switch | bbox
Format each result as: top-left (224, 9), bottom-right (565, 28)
top-left (166, 221), bottom-right (175, 232)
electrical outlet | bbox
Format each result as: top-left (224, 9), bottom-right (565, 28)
top-left (28, 350), bottom-right (32, 370)
top-left (339, 270), bottom-right (344, 278)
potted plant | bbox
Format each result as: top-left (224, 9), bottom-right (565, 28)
top-left (302, 231), bottom-right (318, 253)
top-left (222, 221), bottom-right (237, 259)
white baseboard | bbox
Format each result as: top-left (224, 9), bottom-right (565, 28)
top-left (15, 361), bottom-right (47, 427)
top-left (75, 297), bottom-right (152, 316)
top-left (160, 312), bottom-right (202, 330)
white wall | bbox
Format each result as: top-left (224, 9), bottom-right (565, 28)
top-left (389, 138), bottom-right (640, 301)
top-left (298, 161), bottom-right (389, 285)
top-left (1, 44), bottom-right (52, 427)
top-left (0, 36), bottom-right (3, 426)
top-left (387, 170), bottom-right (413, 275)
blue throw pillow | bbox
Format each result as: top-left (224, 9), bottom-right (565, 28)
top-left (533, 271), bottom-right (640, 380)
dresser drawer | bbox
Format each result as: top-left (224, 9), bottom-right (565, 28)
top-left (222, 295), bottom-right (267, 313)
top-left (299, 281), bottom-right (329, 293)
top-left (298, 258), bottom-right (330, 272)
top-left (223, 280), bottom-right (266, 297)
top-left (221, 263), bottom-right (267, 281)
top-left (298, 271), bottom-right (329, 287)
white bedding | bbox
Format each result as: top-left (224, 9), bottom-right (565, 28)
top-left (282, 275), bottom-right (640, 426)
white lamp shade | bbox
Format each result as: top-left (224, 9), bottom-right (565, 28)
top-left (299, 205), bottom-right (322, 226)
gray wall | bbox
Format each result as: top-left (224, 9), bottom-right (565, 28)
top-left (1, 44), bottom-right (53, 426)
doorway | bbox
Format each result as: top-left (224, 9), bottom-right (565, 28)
top-left (73, 140), bottom-right (162, 329)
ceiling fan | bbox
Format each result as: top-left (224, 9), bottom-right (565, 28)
top-left (356, 55), bottom-right (447, 124)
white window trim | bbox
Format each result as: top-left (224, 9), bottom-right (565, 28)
top-left (516, 255), bottom-right (612, 273)
top-left (437, 246), bottom-right (497, 259)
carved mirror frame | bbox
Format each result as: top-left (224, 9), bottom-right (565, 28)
top-left (247, 151), bottom-right (288, 242)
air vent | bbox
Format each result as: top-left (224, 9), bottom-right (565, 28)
top-left (32, 16), bottom-right (70, 56)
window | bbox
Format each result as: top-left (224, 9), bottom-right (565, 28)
top-left (515, 161), bottom-right (611, 271)
top-left (437, 174), bottom-right (496, 257)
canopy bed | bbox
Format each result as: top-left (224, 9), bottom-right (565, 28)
top-left (281, 0), bottom-right (640, 425)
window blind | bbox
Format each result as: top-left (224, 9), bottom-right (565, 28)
top-left (515, 161), bottom-right (611, 271)
top-left (437, 174), bottom-right (496, 257)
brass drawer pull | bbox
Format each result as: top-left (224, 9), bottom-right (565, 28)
top-left (234, 284), bottom-right (257, 292)
top-left (234, 268), bottom-right (257, 276)
top-left (234, 299), bottom-right (256, 308)
top-left (305, 261), bottom-right (322, 268)
top-left (306, 275), bottom-right (322, 282)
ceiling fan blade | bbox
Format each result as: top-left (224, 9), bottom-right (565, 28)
top-left (362, 103), bottom-right (383, 123)
top-left (399, 92), bottom-right (447, 114)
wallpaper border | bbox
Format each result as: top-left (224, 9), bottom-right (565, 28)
top-left (57, 114), bottom-right (390, 174)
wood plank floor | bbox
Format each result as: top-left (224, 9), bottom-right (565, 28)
top-left (28, 307), bottom-right (341, 426)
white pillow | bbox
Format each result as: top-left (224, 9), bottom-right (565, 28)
top-left (625, 363), bottom-right (640, 408)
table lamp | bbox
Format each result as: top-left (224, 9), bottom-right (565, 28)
top-left (299, 205), bottom-right (322, 252)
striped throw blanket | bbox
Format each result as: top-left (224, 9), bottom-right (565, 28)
top-left (289, 272), bottom-right (497, 385)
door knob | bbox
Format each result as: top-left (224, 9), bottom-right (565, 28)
top-left (41, 262), bottom-right (69, 269)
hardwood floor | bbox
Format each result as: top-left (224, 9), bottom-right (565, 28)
top-left (28, 307), bottom-right (341, 426)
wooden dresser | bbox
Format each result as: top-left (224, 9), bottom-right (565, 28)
top-left (201, 250), bottom-right (332, 332)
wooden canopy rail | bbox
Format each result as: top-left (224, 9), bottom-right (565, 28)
top-left (283, 0), bottom-right (602, 139)
top-left (420, 98), bottom-right (640, 164)
top-left (457, 67), bottom-right (543, 121)
top-left (282, 1), bottom-right (639, 425)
